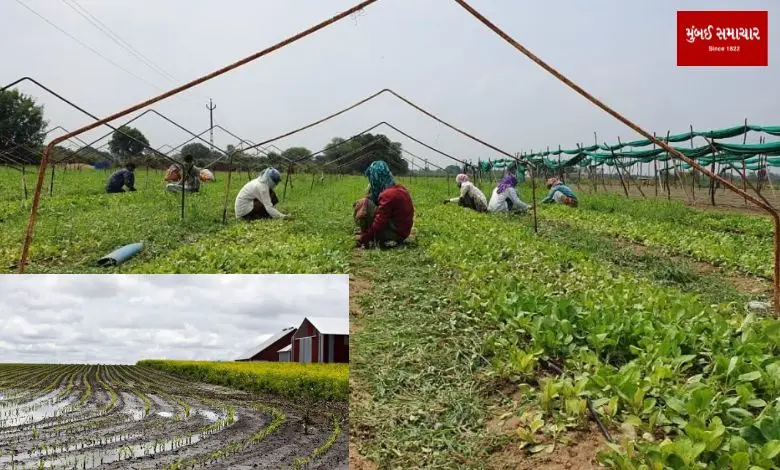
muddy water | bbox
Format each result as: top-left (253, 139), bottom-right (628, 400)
top-left (119, 392), bottom-right (146, 421)
top-left (4, 403), bottom-right (233, 469)
top-left (0, 367), bottom-right (348, 469)
top-left (0, 389), bottom-right (76, 429)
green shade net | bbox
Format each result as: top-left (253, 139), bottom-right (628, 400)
top-left (521, 124), bottom-right (780, 160)
top-left (472, 126), bottom-right (779, 176)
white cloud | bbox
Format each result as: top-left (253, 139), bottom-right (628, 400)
top-left (0, 274), bottom-right (348, 364)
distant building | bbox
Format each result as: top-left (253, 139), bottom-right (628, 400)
top-left (291, 316), bottom-right (349, 364)
top-left (277, 344), bottom-right (292, 362)
top-left (235, 327), bottom-right (297, 362)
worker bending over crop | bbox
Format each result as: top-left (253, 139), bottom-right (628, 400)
top-left (164, 164), bottom-right (180, 183)
top-left (234, 167), bottom-right (290, 221)
top-left (541, 178), bottom-right (578, 207)
top-left (488, 173), bottom-right (530, 213)
top-left (443, 173), bottom-right (488, 212)
top-left (166, 155), bottom-right (201, 193)
top-left (354, 160), bottom-right (415, 248)
top-left (199, 168), bottom-right (216, 182)
top-left (105, 163), bottom-right (137, 193)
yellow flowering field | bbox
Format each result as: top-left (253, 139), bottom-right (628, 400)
top-left (138, 359), bottom-right (348, 401)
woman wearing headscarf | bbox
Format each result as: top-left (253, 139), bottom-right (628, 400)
top-left (488, 173), bottom-right (531, 213)
top-left (165, 155), bottom-right (201, 193)
top-left (443, 173), bottom-right (488, 212)
top-left (234, 167), bottom-right (290, 220)
top-left (354, 160), bottom-right (414, 248)
top-left (541, 178), bottom-right (578, 207)
top-left (164, 164), bottom-right (181, 183)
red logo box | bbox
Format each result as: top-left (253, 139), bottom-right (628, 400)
top-left (677, 11), bottom-right (768, 66)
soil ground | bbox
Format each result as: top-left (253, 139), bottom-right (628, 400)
top-left (571, 179), bottom-right (780, 217)
top-left (348, 250), bottom-right (379, 470)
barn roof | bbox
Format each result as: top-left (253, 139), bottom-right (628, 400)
top-left (278, 344), bottom-right (291, 352)
top-left (305, 316), bottom-right (349, 335)
top-left (235, 327), bottom-right (296, 360)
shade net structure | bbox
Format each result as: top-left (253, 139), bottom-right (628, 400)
top-left (7, 0), bottom-right (779, 319)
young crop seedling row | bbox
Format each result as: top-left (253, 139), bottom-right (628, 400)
top-left (0, 363), bottom-right (347, 469)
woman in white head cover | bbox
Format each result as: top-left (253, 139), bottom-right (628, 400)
top-left (443, 173), bottom-right (488, 212)
top-left (234, 167), bottom-right (290, 220)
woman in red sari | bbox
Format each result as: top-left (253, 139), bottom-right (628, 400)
top-left (353, 160), bottom-right (414, 248)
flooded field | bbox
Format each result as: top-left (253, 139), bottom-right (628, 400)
top-left (0, 364), bottom-right (347, 469)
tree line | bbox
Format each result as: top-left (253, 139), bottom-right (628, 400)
top-left (1, 89), bottom-right (415, 175)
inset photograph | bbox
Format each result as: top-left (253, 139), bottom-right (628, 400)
top-left (0, 274), bottom-right (348, 469)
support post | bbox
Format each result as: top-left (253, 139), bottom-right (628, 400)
top-left (710, 158), bottom-right (717, 206)
top-left (222, 150), bottom-right (235, 224)
top-left (283, 164), bottom-right (292, 200)
top-left (22, 165), bottom-right (28, 199)
top-left (618, 136), bottom-right (645, 197)
top-left (653, 132), bottom-right (659, 197)
top-left (528, 154), bottom-right (538, 234)
top-left (180, 162), bottom-right (186, 220)
top-left (608, 145), bottom-right (629, 197)
top-left (48, 163), bottom-right (56, 196)
top-left (690, 124), bottom-right (696, 201)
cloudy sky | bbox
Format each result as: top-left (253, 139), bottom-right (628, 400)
top-left (0, 274), bottom-right (348, 364)
top-left (1, 1), bottom-right (777, 169)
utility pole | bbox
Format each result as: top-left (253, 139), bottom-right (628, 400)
top-left (207, 99), bottom-right (217, 153)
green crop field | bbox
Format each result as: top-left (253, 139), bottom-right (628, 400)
top-left (2, 167), bottom-right (779, 469)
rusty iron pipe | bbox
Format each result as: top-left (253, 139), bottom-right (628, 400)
top-left (17, 0), bottom-right (378, 272)
top-left (454, 0), bottom-right (780, 315)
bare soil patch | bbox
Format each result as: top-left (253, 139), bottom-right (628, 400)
top-left (349, 441), bottom-right (379, 470)
top-left (348, 249), bottom-right (380, 470)
top-left (575, 181), bottom-right (779, 217)
top-left (487, 425), bottom-right (606, 470)
top-left (615, 237), bottom-right (771, 296)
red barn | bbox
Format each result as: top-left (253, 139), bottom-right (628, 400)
top-left (235, 327), bottom-right (297, 362)
top-left (291, 316), bottom-right (349, 363)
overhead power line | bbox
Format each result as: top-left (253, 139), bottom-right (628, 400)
top-left (13, 0), bottom-right (165, 91)
top-left (61, 0), bottom-right (231, 124)
top-left (13, 0), bottom-right (216, 114)
top-left (61, 0), bottom-right (177, 82)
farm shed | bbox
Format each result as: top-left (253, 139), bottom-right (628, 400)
top-left (235, 327), bottom-right (296, 362)
top-left (291, 316), bottom-right (349, 364)
top-left (277, 344), bottom-right (292, 362)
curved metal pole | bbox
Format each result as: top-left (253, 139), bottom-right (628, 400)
top-left (320, 138), bottom-right (384, 170)
top-left (221, 150), bottom-right (235, 224)
top-left (453, 0), bottom-right (780, 315)
top-left (237, 87), bottom-right (532, 168)
top-left (17, 0), bottom-right (378, 272)
top-left (50, 109), bottom-right (238, 195)
top-left (1, 78), bottom-right (173, 164)
top-left (202, 125), bottom-right (296, 169)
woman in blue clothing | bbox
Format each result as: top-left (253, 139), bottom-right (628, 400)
top-left (105, 163), bottom-right (136, 193)
top-left (541, 178), bottom-right (578, 207)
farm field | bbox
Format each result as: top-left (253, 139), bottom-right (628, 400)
top-left (0, 167), bottom-right (353, 274)
top-left (0, 362), bottom-right (348, 470)
top-left (2, 167), bottom-right (780, 469)
top-left (570, 179), bottom-right (780, 217)
top-left (139, 360), bottom-right (349, 401)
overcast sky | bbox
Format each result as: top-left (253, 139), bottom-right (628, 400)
top-left (1, 0), bottom-right (777, 169)
top-left (0, 274), bottom-right (348, 364)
